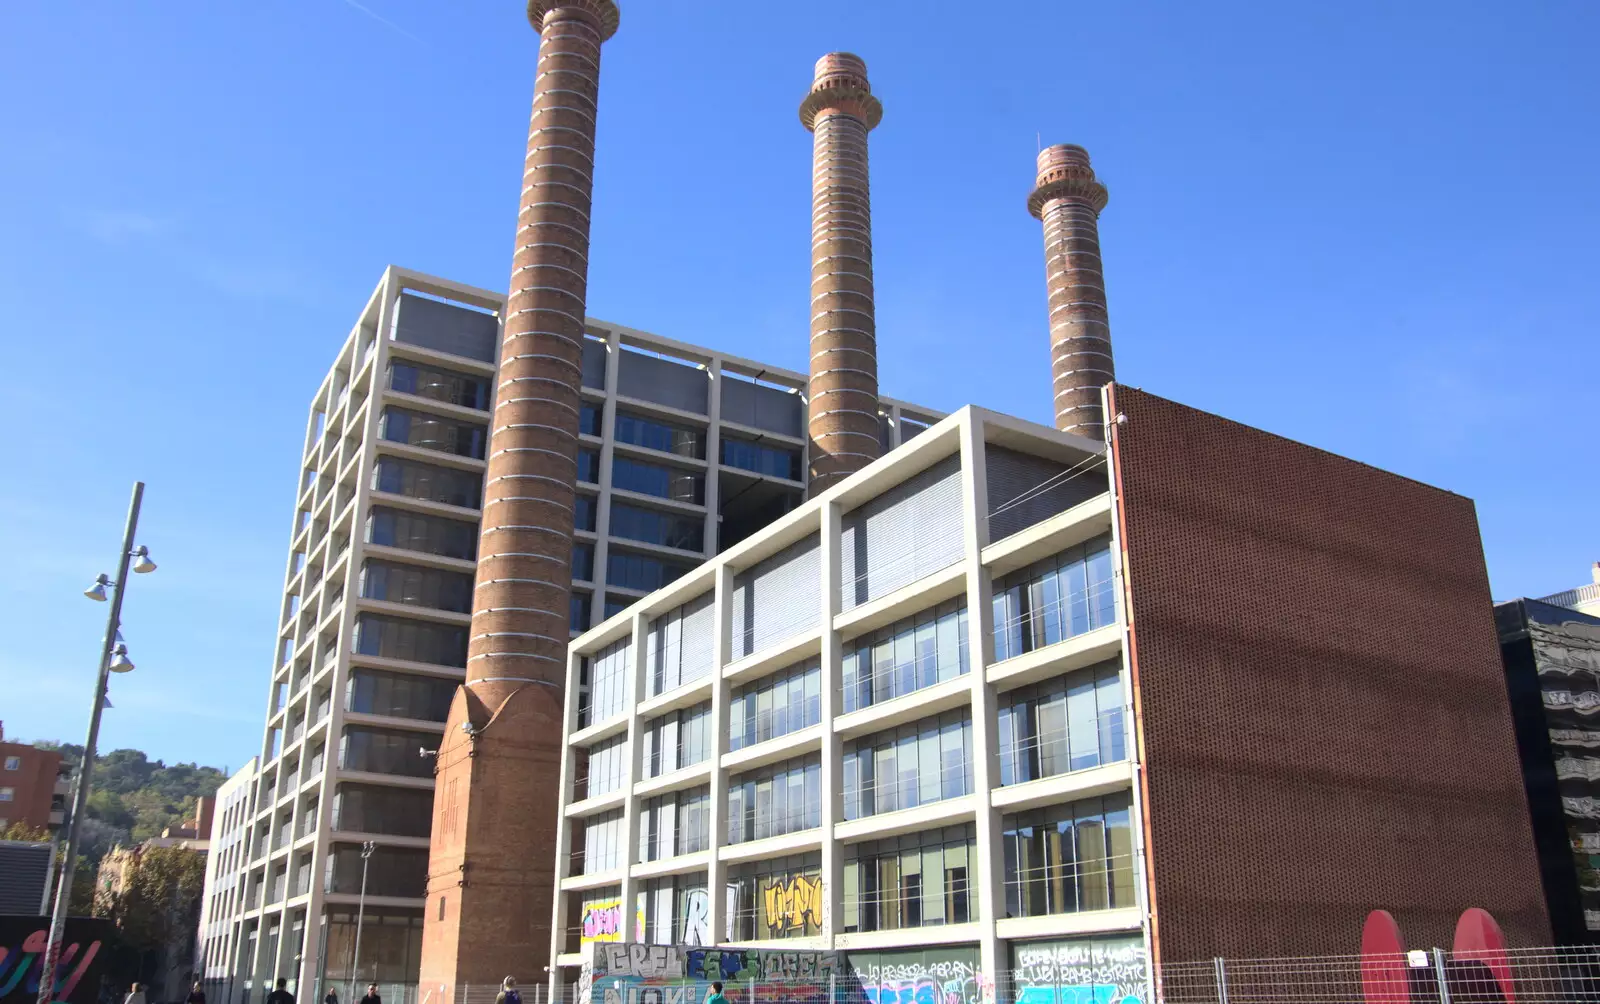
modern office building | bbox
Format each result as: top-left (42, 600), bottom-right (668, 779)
top-left (1497, 597), bottom-right (1600, 945)
top-left (1538, 564), bottom-right (1600, 619)
top-left (197, 759), bottom-right (259, 993)
top-left (199, 265), bottom-right (938, 997)
top-left (554, 387), bottom-right (1549, 992)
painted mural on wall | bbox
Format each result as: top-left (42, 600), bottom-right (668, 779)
top-left (1010, 938), bottom-right (1147, 1004)
top-left (847, 948), bottom-right (986, 1004)
top-left (0, 917), bottom-right (114, 1004)
top-left (583, 899), bottom-right (648, 946)
top-left (585, 943), bottom-right (844, 1004)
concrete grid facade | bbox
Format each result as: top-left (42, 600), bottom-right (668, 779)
top-left (553, 405), bottom-right (1134, 983)
top-left (198, 265), bottom-right (939, 997)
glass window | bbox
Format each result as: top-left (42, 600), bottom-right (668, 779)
top-left (641, 702), bottom-right (711, 777)
top-left (366, 506), bottom-right (477, 561)
top-left (726, 756), bottom-right (821, 844)
top-left (332, 784), bottom-right (434, 837)
top-left (380, 408), bottom-right (485, 459)
top-left (388, 362), bottom-right (489, 410)
top-left (575, 495), bottom-right (596, 533)
top-left (360, 559), bottom-right (472, 613)
top-left (353, 614), bottom-right (467, 668)
top-left (843, 600), bottom-right (969, 713)
top-left (606, 550), bottom-right (692, 592)
top-left (575, 811), bottom-right (625, 875)
top-left (720, 437), bottom-right (801, 480)
top-left (726, 853), bottom-right (821, 941)
top-left (615, 412), bottom-right (706, 459)
top-left (580, 402), bottom-right (602, 437)
top-left (326, 844), bottom-right (427, 897)
top-left (577, 449), bottom-right (600, 485)
top-left (339, 726), bottom-right (435, 778)
top-left (638, 786), bottom-right (710, 861)
top-left (729, 659), bottom-right (821, 751)
top-left (573, 543), bottom-right (594, 583)
top-left (843, 826), bottom-right (976, 933)
top-left (578, 637), bottom-right (631, 728)
top-left (610, 502), bottom-right (704, 552)
top-left (570, 591), bottom-right (592, 632)
top-left (1001, 792), bottom-right (1135, 919)
top-left (993, 536), bottom-right (1116, 660)
top-left (346, 668), bottom-right (455, 721)
top-left (613, 457), bottom-right (705, 505)
top-left (371, 457), bottom-right (482, 509)
top-left (647, 594), bottom-right (714, 695)
top-left (843, 711), bottom-right (973, 820)
top-left (998, 660), bottom-right (1125, 785)
top-left (581, 735), bottom-right (628, 799)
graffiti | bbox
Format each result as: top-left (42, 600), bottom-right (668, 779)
top-left (587, 943), bottom-right (843, 1004)
top-left (852, 953), bottom-right (982, 1004)
top-left (682, 890), bottom-right (710, 946)
top-left (0, 918), bottom-right (113, 1004)
top-left (762, 875), bottom-right (823, 934)
top-left (583, 900), bottom-right (625, 944)
top-left (1012, 939), bottom-right (1146, 1004)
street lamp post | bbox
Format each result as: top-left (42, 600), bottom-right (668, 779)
top-left (348, 841), bottom-right (376, 1004)
top-left (36, 481), bottom-right (157, 1004)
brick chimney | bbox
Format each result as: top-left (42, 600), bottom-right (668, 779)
top-left (801, 53), bottom-right (883, 490)
top-left (1028, 144), bottom-right (1113, 439)
top-left (418, 1), bottom-right (619, 993)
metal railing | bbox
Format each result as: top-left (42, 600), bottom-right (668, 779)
top-left (841, 638), bottom-right (972, 714)
top-left (998, 715), bottom-right (1126, 785)
top-left (992, 576), bottom-right (1117, 660)
top-left (844, 756), bottom-right (975, 819)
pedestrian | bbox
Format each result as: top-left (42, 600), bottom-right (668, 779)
top-left (123, 983), bottom-right (146, 1004)
top-left (188, 983), bottom-right (207, 1004)
top-left (495, 977), bottom-right (521, 1004)
top-left (360, 985), bottom-right (381, 1004)
top-left (706, 982), bottom-right (728, 1004)
top-left (324, 990), bottom-right (338, 1004)
top-left (266, 978), bottom-right (295, 1004)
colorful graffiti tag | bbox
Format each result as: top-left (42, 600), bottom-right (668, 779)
top-left (1011, 938), bottom-right (1147, 1004)
top-left (586, 943), bottom-right (843, 1004)
top-left (762, 875), bottom-right (824, 935)
top-left (852, 956), bottom-right (984, 1004)
top-left (582, 900), bottom-right (625, 943)
top-left (0, 918), bottom-right (113, 1004)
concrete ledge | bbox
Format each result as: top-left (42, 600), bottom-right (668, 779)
top-left (723, 724), bottom-right (824, 773)
top-left (560, 868), bottom-right (626, 892)
top-left (630, 850), bottom-right (713, 881)
top-left (568, 715), bottom-right (629, 748)
top-left (834, 794), bottom-right (977, 844)
top-left (995, 907), bottom-right (1141, 941)
top-left (719, 829), bottom-right (824, 864)
top-left (564, 789), bottom-right (626, 819)
top-left (633, 761), bottom-right (712, 799)
top-left (832, 675), bottom-right (974, 740)
top-left (990, 761), bottom-right (1136, 813)
top-left (833, 922), bottom-right (984, 951)
top-left (985, 625), bottom-right (1122, 692)
top-left (982, 493), bottom-right (1113, 578)
top-left (636, 673), bottom-right (715, 719)
top-left (723, 629), bottom-right (822, 686)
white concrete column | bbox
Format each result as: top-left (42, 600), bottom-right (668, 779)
top-left (957, 412), bottom-right (1005, 988)
top-left (705, 564), bottom-right (735, 943)
top-left (617, 611), bottom-right (650, 938)
top-left (818, 501), bottom-right (844, 944)
top-left (704, 358), bottom-right (724, 555)
top-left (548, 648), bottom-right (586, 990)
top-left (591, 329), bottom-right (624, 623)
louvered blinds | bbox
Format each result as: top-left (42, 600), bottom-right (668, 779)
top-left (839, 455), bottom-right (964, 611)
top-left (730, 537), bottom-right (821, 659)
top-left (647, 592), bottom-right (716, 696)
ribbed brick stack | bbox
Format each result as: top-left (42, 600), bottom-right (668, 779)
top-left (419, 1), bottom-right (618, 991)
top-left (1028, 144), bottom-right (1113, 440)
top-left (801, 53), bottom-right (883, 491)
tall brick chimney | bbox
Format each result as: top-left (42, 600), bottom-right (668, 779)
top-left (418, 1), bottom-right (618, 993)
top-left (1028, 144), bottom-right (1113, 439)
top-left (801, 53), bottom-right (883, 490)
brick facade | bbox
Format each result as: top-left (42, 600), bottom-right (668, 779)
top-left (1108, 384), bottom-right (1550, 960)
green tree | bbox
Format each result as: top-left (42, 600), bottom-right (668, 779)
top-left (106, 846), bottom-right (208, 990)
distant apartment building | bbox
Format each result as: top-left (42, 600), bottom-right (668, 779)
top-left (0, 722), bottom-right (68, 834)
top-left (1539, 563), bottom-right (1600, 619)
top-left (197, 267), bottom-right (939, 996)
top-left (197, 760), bottom-right (259, 993)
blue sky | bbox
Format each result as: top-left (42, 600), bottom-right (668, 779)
top-left (1, 1), bottom-right (1594, 771)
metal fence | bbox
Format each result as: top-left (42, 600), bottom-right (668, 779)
top-left (1152, 947), bottom-right (1600, 1004)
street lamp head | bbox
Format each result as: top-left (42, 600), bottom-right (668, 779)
top-left (131, 546), bottom-right (157, 574)
top-left (109, 644), bottom-right (135, 674)
top-left (84, 574), bottom-right (111, 602)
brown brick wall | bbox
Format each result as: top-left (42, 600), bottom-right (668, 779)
top-left (0, 740), bottom-right (62, 833)
top-left (1107, 384), bottom-right (1549, 961)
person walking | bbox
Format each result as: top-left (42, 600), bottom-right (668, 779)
top-left (123, 983), bottom-right (146, 1004)
top-left (323, 990), bottom-right (338, 1004)
top-left (706, 982), bottom-right (728, 1004)
top-left (188, 983), bottom-right (207, 1004)
top-left (495, 978), bottom-right (521, 1004)
top-left (266, 978), bottom-right (294, 1004)
top-left (359, 985), bottom-right (381, 1004)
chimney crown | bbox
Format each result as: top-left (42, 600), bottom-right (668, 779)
top-left (526, 0), bottom-right (620, 40)
top-left (1029, 142), bottom-right (1107, 218)
top-left (801, 51), bottom-right (883, 131)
